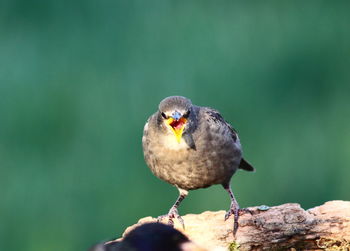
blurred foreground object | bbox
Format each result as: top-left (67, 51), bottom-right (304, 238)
top-left (90, 223), bottom-right (205, 251)
top-left (111, 201), bottom-right (350, 250)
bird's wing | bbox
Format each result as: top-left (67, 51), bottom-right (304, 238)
top-left (203, 107), bottom-right (255, 172)
top-left (203, 107), bottom-right (238, 142)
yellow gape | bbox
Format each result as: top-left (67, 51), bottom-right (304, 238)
top-left (165, 117), bottom-right (187, 143)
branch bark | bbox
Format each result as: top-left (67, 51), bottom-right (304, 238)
top-left (116, 200), bottom-right (350, 250)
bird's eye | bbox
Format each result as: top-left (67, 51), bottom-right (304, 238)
top-left (161, 112), bottom-right (167, 119)
top-left (183, 110), bottom-right (190, 118)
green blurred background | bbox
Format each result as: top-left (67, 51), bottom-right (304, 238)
top-left (1, 1), bottom-right (350, 250)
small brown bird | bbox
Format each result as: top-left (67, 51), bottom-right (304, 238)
top-left (142, 96), bottom-right (254, 234)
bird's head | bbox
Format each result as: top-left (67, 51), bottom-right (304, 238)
top-left (158, 96), bottom-right (193, 143)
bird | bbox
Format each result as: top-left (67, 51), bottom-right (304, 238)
top-left (142, 96), bottom-right (254, 235)
top-left (89, 223), bottom-right (203, 251)
top-left (116, 223), bottom-right (190, 251)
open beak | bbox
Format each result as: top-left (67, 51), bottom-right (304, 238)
top-left (165, 112), bottom-right (187, 143)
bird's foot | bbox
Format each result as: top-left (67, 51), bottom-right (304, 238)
top-left (225, 205), bottom-right (252, 236)
top-left (224, 205), bottom-right (238, 221)
top-left (157, 207), bottom-right (185, 229)
top-left (238, 208), bottom-right (253, 216)
top-left (224, 206), bottom-right (252, 221)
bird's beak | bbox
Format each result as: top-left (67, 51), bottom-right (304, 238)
top-left (166, 112), bottom-right (187, 143)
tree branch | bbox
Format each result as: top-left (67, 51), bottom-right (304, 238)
top-left (115, 200), bottom-right (350, 250)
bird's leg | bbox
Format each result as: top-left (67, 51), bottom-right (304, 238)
top-left (157, 188), bottom-right (188, 229)
top-left (222, 184), bottom-right (251, 235)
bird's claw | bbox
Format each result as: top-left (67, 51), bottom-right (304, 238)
top-left (225, 207), bottom-right (252, 221)
top-left (157, 207), bottom-right (185, 229)
top-left (224, 207), bottom-right (238, 221)
top-left (225, 205), bottom-right (252, 236)
top-left (238, 208), bottom-right (253, 216)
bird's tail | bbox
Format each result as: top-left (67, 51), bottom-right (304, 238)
top-left (238, 158), bottom-right (255, 172)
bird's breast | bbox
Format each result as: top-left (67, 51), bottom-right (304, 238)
top-left (160, 133), bottom-right (190, 151)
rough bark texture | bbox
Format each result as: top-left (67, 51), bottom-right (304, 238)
top-left (116, 200), bottom-right (350, 250)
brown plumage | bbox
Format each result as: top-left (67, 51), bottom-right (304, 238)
top-left (142, 96), bottom-right (254, 234)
